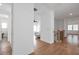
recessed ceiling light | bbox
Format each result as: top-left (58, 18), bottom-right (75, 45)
top-left (69, 13), bottom-right (72, 15)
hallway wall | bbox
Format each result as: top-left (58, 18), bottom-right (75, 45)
top-left (13, 3), bottom-right (34, 55)
top-left (34, 4), bottom-right (54, 44)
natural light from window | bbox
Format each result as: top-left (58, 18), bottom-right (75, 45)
top-left (68, 24), bottom-right (78, 31)
top-left (1, 22), bottom-right (8, 29)
top-left (73, 25), bottom-right (78, 31)
top-left (68, 25), bottom-right (72, 30)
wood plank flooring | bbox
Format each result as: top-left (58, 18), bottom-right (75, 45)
top-left (32, 38), bottom-right (79, 55)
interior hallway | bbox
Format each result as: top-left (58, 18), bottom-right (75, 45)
top-left (32, 35), bottom-right (79, 55)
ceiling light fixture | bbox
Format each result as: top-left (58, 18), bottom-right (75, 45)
top-left (69, 13), bottom-right (72, 15)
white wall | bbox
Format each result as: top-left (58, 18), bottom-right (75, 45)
top-left (8, 5), bottom-right (12, 43)
top-left (50, 11), bottom-right (54, 43)
top-left (35, 5), bottom-right (54, 44)
top-left (13, 3), bottom-right (34, 55)
top-left (54, 19), bottom-right (64, 31)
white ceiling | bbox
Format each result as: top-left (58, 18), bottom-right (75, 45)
top-left (34, 3), bottom-right (79, 20)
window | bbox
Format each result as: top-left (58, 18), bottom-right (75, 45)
top-left (1, 22), bottom-right (7, 29)
top-left (73, 25), bottom-right (78, 31)
top-left (68, 25), bottom-right (72, 30)
top-left (68, 24), bottom-right (78, 31)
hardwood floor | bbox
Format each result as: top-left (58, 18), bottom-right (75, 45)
top-left (0, 39), bottom-right (12, 55)
top-left (32, 36), bottom-right (79, 55)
